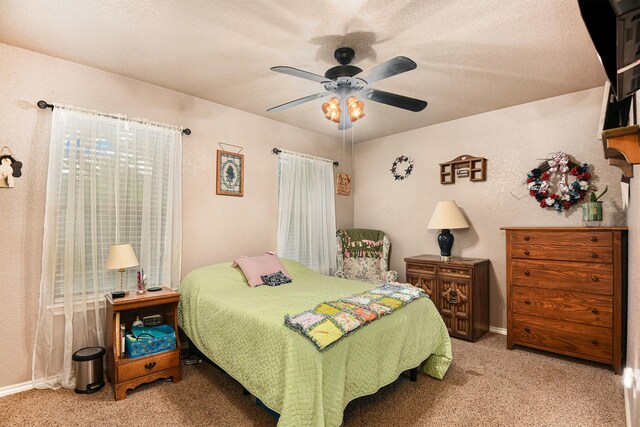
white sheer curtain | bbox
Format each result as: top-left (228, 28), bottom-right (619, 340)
top-left (33, 106), bottom-right (182, 389)
top-left (276, 151), bottom-right (337, 275)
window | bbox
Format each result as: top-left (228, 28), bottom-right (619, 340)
top-left (44, 108), bottom-right (182, 301)
top-left (276, 151), bottom-right (337, 275)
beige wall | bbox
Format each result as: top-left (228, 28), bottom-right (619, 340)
top-left (354, 86), bottom-right (626, 330)
top-left (626, 164), bottom-right (639, 425)
top-left (0, 43), bottom-right (353, 388)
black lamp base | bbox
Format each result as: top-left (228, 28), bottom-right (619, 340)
top-left (438, 229), bottom-right (454, 261)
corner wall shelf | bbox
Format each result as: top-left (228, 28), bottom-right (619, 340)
top-left (601, 125), bottom-right (640, 178)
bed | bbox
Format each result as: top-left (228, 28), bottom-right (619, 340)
top-left (178, 259), bottom-right (452, 427)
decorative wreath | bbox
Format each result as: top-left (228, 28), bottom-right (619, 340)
top-left (527, 152), bottom-right (591, 213)
top-left (390, 155), bottom-right (414, 181)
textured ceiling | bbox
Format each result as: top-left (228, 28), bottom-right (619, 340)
top-left (0, 0), bottom-right (605, 142)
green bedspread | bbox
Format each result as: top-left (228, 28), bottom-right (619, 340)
top-left (178, 259), bottom-right (452, 427)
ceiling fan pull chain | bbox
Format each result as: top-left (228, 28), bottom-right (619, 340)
top-left (340, 103), bottom-right (345, 165)
top-left (351, 124), bottom-right (355, 176)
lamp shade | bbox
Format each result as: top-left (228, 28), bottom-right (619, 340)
top-left (105, 244), bottom-right (139, 270)
top-left (427, 201), bottom-right (470, 230)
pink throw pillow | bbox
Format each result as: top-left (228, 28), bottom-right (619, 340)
top-left (232, 252), bottom-right (290, 287)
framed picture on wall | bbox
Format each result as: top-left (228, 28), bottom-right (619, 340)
top-left (216, 150), bottom-right (244, 196)
top-left (336, 173), bottom-right (351, 196)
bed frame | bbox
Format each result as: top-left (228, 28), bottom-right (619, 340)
top-left (184, 334), bottom-right (418, 419)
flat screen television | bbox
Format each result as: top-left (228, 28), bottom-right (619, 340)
top-left (579, 0), bottom-right (640, 102)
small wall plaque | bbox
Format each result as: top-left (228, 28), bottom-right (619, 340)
top-left (440, 155), bottom-right (486, 185)
top-left (336, 173), bottom-right (351, 196)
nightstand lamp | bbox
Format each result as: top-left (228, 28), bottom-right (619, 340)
top-left (427, 201), bottom-right (469, 261)
top-left (106, 244), bottom-right (139, 290)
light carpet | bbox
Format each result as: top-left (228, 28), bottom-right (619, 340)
top-left (0, 333), bottom-right (624, 426)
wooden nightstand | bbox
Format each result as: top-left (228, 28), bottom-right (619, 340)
top-left (105, 288), bottom-right (182, 400)
top-left (405, 255), bottom-right (490, 342)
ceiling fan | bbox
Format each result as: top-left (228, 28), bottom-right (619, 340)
top-left (267, 47), bottom-right (428, 130)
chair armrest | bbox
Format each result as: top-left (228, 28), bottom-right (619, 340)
top-left (384, 270), bottom-right (399, 283)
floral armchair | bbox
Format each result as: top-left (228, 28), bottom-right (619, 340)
top-left (335, 228), bottom-right (398, 284)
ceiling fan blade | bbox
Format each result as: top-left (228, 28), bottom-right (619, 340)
top-left (354, 56), bottom-right (417, 85)
top-left (338, 96), bottom-right (352, 130)
top-left (267, 92), bottom-right (330, 113)
top-left (271, 66), bottom-right (332, 84)
top-left (363, 89), bottom-right (427, 112)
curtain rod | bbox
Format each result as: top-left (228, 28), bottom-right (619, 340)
top-left (272, 148), bottom-right (339, 166)
top-left (37, 100), bottom-right (192, 135)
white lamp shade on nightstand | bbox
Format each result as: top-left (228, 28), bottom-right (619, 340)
top-left (427, 201), bottom-right (470, 230)
top-left (106, 244), bottom-right (139, 270)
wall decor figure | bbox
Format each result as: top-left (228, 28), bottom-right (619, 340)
top-left (0, 146), bottom-right (22, 188)
top-left (390, 155), bottom-right (414, 181)
top-left (336, 173), bottom-right (351, 196)
top-left (216, 150), bottom-right (244, 196)
top-left (440, 154), bottom-right (486, 184)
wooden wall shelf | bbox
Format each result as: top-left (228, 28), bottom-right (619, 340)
top-left (439, 154), bottom-right (487, 185)
top-left (601, 125), bottom-right (640, 178)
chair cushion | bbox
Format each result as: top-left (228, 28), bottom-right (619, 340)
top-left (342, 257), bottom-right (383, 282)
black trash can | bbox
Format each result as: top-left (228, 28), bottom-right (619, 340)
top-left (73, 346), bottom-right (105, 394)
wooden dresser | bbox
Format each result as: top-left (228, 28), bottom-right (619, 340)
top-left (404, 255), bottom-right (490, 342)
top-left (502, 227), bottom-right (627, 373)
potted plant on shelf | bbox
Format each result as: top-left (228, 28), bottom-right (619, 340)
top-left (582, 186), bottom-right (608, 225)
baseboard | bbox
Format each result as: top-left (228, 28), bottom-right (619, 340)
top-left (489, 326), bottom-right (507, 335)
top-left (0, 380), bottom-right (33, 398)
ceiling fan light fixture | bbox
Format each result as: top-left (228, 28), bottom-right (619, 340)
top-left (347, 96), bottom-right (365, 122)
top-left (322, 97), bottom-right (341, 123)
top-left (269, 48), bottom-right (426, 130)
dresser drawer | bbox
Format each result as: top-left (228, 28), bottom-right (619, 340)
top-left (437, 266), bottom-right (471, 278)
top-left (512, 314), bottom-right (612, 360)
top-left (511, 244), bottom-right (613, 263)
top-left (512, 286), bottom-right (612, 327)
top-left (406, 263), bottom-right (436, 275)
top-left (117, 349), bottom-right (180, 382)
top-left (511, 259), bottom-right (613, 295)
top-left (510, 231), bottom-right (612, 247)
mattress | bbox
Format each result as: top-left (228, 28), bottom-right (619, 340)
top-left (178, 259), bottom-right (452, 427)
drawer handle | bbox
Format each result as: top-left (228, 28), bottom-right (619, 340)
top-left (590, 252), bottom-right (598, 259)
top-left (590, 236), bottom-right (598, 242)
top-left (524, 270), bottom-right (530, 276)
top-left (523, 235), bottom-right (530, 241)
top-left (524, 327), bottom-right (531, 333)
top-left (591, 276), bottom-right (598, 282)
top-left (592, 339), bottom-right (599, 346)
top-left (591, 308), bottom-right (599, 314)
top-left (524, 300), bottom-right (531, 305)
top-left (144, 362), bottom-right (157, 370)
top-left (448, 290), bottom-right (458, 305)
top-left (523, 250), bottom-right (530, 256)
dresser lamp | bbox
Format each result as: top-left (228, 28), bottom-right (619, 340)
top-left (427, 201), bottom-right (469, 261)
top-left (106, 244), bottom-right (139, 291)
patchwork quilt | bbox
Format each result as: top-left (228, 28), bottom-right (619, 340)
top-left (285, 283), bottom-right (426, 350)
top-left (179, 259), bottom-right (452, 427)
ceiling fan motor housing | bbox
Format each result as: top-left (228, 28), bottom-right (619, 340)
top-left (324, 65), bottom-right (363, 80)
top-left (325, 47), bottom-right (362, 80)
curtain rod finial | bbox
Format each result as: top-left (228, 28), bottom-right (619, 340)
top-left (37, 100), bottom-right (53, 110)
